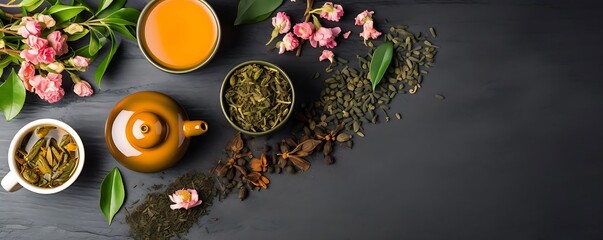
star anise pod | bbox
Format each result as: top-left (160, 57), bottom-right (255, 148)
top-left (243, 172), bottom-right (270, 189)
top-left (228, 132), bottom-right (244, 153)
top-left (249, 154), bottom-right (268, 172)
top-left (316, 123), bottom-right (344, 142)
top-left (278, 139), bottom-right (322, 171)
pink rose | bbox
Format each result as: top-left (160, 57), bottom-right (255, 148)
top-left (17, 17), bottom-right (41, 38)
top-left (355, 10), bottom-right (374, 26)
top-left (26, 35), bottom-right (49, 50)
top-left (47, 31), bottom-right (68, 56)
top-left (272, 12), bottom-right (291, 34)
top-left (310, 27), bottom-right (341, 48)
top-left (73, 80), bottom-right (94, 97)
top-left (293, 22), bottom-right (314, 40)
top-left (319, 2), bottom-right (344, 22)
top-left (72, 56), bottom-right (90, 68)
top-left (319, 50), bottom-right (335, 64)
top-left (18, 62), bottom-right (36, 92)
top-left (20, 49), bottom-right (39, 65)
top-left (30, 73), bottom-right (64, 103)
top-left (278, 33), bottom-right (299, 54)
top-left (360, 20), bottom-right (382, 41)
top-left (37, 47), bottom-right (56, 64)
top-left (169, 189), bottom-right (202, 210)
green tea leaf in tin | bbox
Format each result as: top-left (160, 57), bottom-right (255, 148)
top-left (369, 41), bottom-right (394, 92)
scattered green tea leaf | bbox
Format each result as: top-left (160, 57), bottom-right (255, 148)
top-left (234, 0), bottom-right (283, 25)
top-left (435, 94), bottom-right (445, 100)
top-left (369, 41), bottom-right (394, 92)
top-left (100, 167), bottom-right (125, 225)
top-left (0, 70), bottom-right (26, 121)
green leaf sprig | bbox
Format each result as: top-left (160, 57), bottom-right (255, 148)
top-left (100, 167), bottom-right (125, 225)
top-left (235, 0), bottom-right (283, 25)
top-left (369, 41), bottom-right (394, 92)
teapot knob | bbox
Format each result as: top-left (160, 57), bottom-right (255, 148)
top-left (126, 112), bottom-right (167, 149)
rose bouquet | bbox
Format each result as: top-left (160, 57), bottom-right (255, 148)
top-left (0, 0), bottom-right (139, 121)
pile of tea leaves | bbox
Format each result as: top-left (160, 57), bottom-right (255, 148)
top-left (125, 171), bottom-right (216, 239)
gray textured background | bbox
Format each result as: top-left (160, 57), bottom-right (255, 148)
top-left (2, 0), bottom-right (603, 239)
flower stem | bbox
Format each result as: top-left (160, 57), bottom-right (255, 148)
top-left (296, 0), bottom-right (315, 57)
top-left (0, 3), bottom-right (20, 8)
top-left (0, 28), bottom-right (18, 35)
top-left (0, 48), bottom-right (20, 54)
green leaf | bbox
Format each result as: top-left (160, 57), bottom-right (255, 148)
top-left (47, 5), bottom-right (89, 23)
top-left (74, 45), bottom-right (95, 59)
top-left (88, 28), bottom-right (102, 56)
top-left (104, 8), bottom-right (140, 24)
top-left (0, 70), bottom-right (26, 121)
top-left (101, 17), bottom-right (136, 26)
top-left (99, 167), bottom-right (125, 225)
top-left (22, 0), bottom-right (44, 11)
top-left (234, 0), bottom-right (283, 26)
top-left (0, 57), bottom-right (14, 79)
top-left (18, 0), bottom-right (38, 7)
top-left (311, 15), bottom-right (321, 30)
top-left (67, 28), bottom-right (89, 41)
top-left (108, 24), bottom-right (136, 41)
top-left (97, 0), bottom-right (113, 13)
top-left (94, 31), bottom-right (118, 88)
top-left (369, 41), bottom-right (394, 92)
top-left (96, 0), bottom-right (125, 18)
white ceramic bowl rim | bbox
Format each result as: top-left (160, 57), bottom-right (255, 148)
top-left (7, 119), bottom-right (85, 194)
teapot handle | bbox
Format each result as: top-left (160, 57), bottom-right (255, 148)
top-left (183, 120), bottom-right (208, 137)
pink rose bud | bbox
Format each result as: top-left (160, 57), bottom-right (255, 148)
top-left (293, 22), bottom-right (315, 40)
top-left (17, 17), bottom-right (42, 38)
top-left (46, 62), bottom-right (65, 74)
top-left (319, 2), bottom-right (344, 22)
top-left (20, 48), bottom-right (40, 65)
top-left (26, 35), bottom-right (49, 50)
top-left (272, 12), bottom-right (291, 34)
top-left (319, 50), bottom-right (335, 64)
top-left (36, 14), bottom-right (56, 28)
top-left (47, 31), bottom-right (69, 56)
top-left (73, 56), bottom-right (91, 68)
top-left (37, 47), bottom-right (56, 64)
top-left (169, 189), bottom-right (202, 210)
top-left (73, 80), bottom-right (94, 97)
top-left (359, 20), bottom-right (382, 41)
top-left (355, 10), bottom-right (375, 26)
top-left (278, 32), bottom-right (299, 54)
top-left (310, 27), bottom-right (341, 48)
top-left (18, 62), bottom-right (36, 92)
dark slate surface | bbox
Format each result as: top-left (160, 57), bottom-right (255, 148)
top-left (2, 0), bottom-right (603, 239)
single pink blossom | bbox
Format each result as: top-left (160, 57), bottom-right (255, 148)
top-left (310, 27), bottom-right (341, 48)
top-left (17, 17), bottom-right (41, 38)
top-left (293, 22), bottom-right (314, 40)
top-left (47, 31), bottom-right (68, 56)
top-left (278, 33), bottom-right (299, 54)
top-left (30, 73), bottom-right (64, 103)
top-left (26, 35), bottom-right (49, 50)
top-left (319, 50), bottom-right (335, 64)
top-left (267, 12), bottom-right (292, 45)
top-left (20, 49), bottom-right (39, 65)
top-left (36, 14), bottom-right (56, 28)
top-left (355, 10), bottom-right (374, 26)
top-left (72, 56), bottom-right (90, 68)
top-left (343, 31), bottom-right (351, 39)
top-left (319, 2), bottom-right (344, 22)
top-left (169, 189), bottom-right (202, 210)
top-left (272, 12), bottom-right (291, 34)
top-left (37, 47), bottom-right (56, 64)
top-left (18, 62), bottom-right (35, 92)
top-left (359, 20), bottom-right (382, 41)
top-left (73, 80), bottom-right (94, 97)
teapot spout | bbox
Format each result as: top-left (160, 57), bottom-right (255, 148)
top-left (183, 120), bottom-right (208, 137)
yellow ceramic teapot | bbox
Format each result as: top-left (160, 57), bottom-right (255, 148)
top-left (104, 91), bottom-right (208, 172)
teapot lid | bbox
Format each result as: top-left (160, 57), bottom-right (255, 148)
top-left (104, 91), bottom-right (207, 172)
